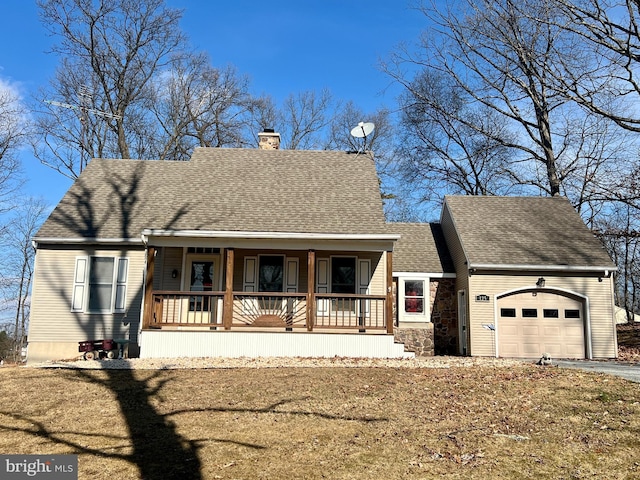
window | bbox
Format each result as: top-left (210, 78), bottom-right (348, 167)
top-left (565, 309), bottom-right (581, 319)
top-left (259, 255), bottom-right (284, 309)
top-left (404, 280), bottom-right (425, 313)
top-left (522, 308), bottom-right (538, 318)
top-left (259, 256), bottom-right (284, 292)
top-left (72, 256), bottom-right (128, 313)
top-left (500, 308), bottom-right (516, 317)
top-left (331, 257), bottom-right (356, 312)
top-left (331, 257), bottom-right (356, 294)
top-left (543, 309), bottom-right (559, 318)
top-left (187, 247), bottom-right (220, 254)
top-left (88, 257), bottom-right (115, 311)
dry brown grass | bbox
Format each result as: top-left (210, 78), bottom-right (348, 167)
top-left (1, 364), bottom-right (640, 479)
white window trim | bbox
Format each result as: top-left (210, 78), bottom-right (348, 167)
top-left (71, 256), bottom-right (129, 314)
top-left (398, 277), bottom-right (430, 323)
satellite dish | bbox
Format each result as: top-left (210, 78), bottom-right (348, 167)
top-left (350, 121), bottom-right (375, 138)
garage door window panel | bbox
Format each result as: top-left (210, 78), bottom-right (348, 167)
top-left (522, 308), bottom-right (538, 318)
top-left (543, 309), bottom-right (559, 318)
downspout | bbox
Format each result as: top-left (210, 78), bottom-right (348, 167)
top-left (584, 296), bottom-right (593, 360)
top-left (608, 272), bottom-right (618, 358)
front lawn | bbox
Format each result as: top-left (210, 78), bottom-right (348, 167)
top-left (0, 363), bottom-right (639, 479)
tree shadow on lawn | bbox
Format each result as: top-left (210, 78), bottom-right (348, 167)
top-left (0, 367), bottom-right (387, 479)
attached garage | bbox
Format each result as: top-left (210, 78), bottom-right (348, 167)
top-left (497, 290), bottom-right (585, 359)
top-left (440, 195), bottom-right (618, 359)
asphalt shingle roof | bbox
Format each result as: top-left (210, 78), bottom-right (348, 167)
top-left (387, 223), bottom-right (455, 274)
top-left (36, 148), bottom-right (388, 240)
top-left (444, 195), bottom-right (615, 268)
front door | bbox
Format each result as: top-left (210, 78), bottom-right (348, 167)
top-left (183, 255), bottom-right (220, 324)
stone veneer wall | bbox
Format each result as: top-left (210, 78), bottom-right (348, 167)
top-left (392, 277), bottom-right (458, 356)
top-left (431, 278), bottom-right (458, 355)
top-left (394, 325), bottom-right (434, 357)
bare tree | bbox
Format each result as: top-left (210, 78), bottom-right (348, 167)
top-left (384, 0), bottom-right (617, 199)
top-left (0, 80), bottom-right (26, 211)
top-left (150, 54), bottom-right (256, 159)
top-left (327, 101), bottom-right (394, 155)
top-left (0, 198), bottom-right (49, 362)
top-left (554, 0), bottom-right (640, 133)
top-left (240, 89), bottom-right (338, 150)
top-left (34, 0), bottom-right (187, 177)
top-left (245, 95), bottom-right (280, 145)
top-left (596, 204), bottom-right (640, 324)
top-left (394, 69), bottom-right (519, 202)
top-left (280, 89), bottom-right (335, 150)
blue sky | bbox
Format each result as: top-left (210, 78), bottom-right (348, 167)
top-left (0, 1), bottom-right (427, 207)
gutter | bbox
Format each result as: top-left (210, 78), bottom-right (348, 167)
top-left (469, 264), bottom-right (615, 274)
top-left (140, 229), bottom-right (400, 242)
top-left (33, 237), bottom-right (143, 248)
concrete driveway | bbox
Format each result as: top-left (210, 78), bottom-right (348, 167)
top-left (555, 360), bottom-right (640, 383)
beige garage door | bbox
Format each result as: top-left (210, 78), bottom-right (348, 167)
top-left (497, 291), bottom-right (585, 359)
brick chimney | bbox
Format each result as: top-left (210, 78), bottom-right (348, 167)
top-left (258, 129), bottom-right (281, 150)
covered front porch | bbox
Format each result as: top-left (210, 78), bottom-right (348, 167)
top-left (146, 291), bottom-right (390, 332)
top-left (139, 230), bottom-right (405, 358)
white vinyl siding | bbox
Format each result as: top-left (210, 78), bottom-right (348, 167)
top-left (467, 273), bottom-right (616, 359)
top-left (29, 246), bottom-right (145, 345)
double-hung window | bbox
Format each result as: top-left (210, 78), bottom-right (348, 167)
top-left (72, 256), bottom-right (129, 313)
top-left (404, 280), bottom-right (425, 314)
top-left (397, 278), bottom-right (428, 323)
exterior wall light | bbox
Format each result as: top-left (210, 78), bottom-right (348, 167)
top-left (536, 277), bottom-right (545, 288)
top-left (172, 269), bottom-right (179, 279)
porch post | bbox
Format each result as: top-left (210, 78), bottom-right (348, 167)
top-left (223, 248), bottom-right (234, 330)
top-left (386, 250), bottom-right (394, 334)
top-left (143, 247), bottom-right (156, 329)
top-left (307, 249), bottom-right (316, 331)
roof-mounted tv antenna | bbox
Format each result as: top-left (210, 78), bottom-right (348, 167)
top-left (350, 121), bottom-right (375, 156)
top-left (45, 85), bottom-right (122, 174)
